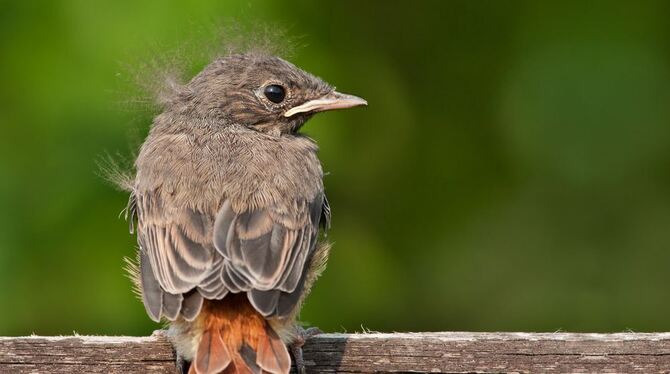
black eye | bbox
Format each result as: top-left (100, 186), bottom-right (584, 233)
top-left (263, 84), bottom-right (286, 103)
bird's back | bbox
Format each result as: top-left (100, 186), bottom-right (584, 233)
top-left (132, 120), bottom-right (327, 373)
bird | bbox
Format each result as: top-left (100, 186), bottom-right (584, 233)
top-left (124, 52), bottom-right (366, 374)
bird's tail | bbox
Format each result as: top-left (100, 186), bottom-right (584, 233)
top-left (189, 294), bottom-right (291, 374)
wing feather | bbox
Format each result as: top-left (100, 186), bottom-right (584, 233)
top-left (181, 290), bottom-right (204, 321)
top-left (139, 247), bottom-right (163, 322)
top-left (135, 192), bottom-right (221, 321)
top-left (213, 195), bottom-right (325, 317)
top-left (135, 189), bottom-right (328, 321)
top-left (161, 292), bottom-right (183, 320)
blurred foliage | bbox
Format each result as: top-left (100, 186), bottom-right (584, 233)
top-left (1, 0), bottom-right (670, 336)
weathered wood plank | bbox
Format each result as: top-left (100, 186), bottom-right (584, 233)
top-left (0, 332), bottom-right (175, 373)
top-left (3, 331), bottom-right (670, 373)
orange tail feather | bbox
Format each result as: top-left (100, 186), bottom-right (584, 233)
top-left (189, 295), bottom-right (290, 374)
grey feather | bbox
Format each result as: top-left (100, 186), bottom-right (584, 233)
top-left (181, 290), bottom-right (204, 321)
top-left (237, 209), bottom-right (274, 238)
top-left (197, 258), bottom-right (228, 299)
top-left (145, 226), bottom-right (193, 293)
top-left (162, 291), bottom-right (183, 320)
top-left (220, 269), bottom-right (241, 293)
top-left (239, 344), bottom-right (261, 372)
top-left (222, 263), bottom-right (249, 291)
top-left (184, 207), bottom-right (208, 238)
top-left (240, 229), bottom-right (279, 284)
top-left (276, 228), bottom-right (309, 292)
top-left (169, 226), bottom-right (213, 281)
top-left (248, 289), bottom-right (281, 317)
top-left (126, 192), bottom-right (138, 234)
top-left (213, 200), bottom-right (235, 256)
top-left (139, 248), bottom-right (163, 322)
top-left (276, 266), bottom-right (309, 317)
top-left (320, 195), bottom-right (331, 230)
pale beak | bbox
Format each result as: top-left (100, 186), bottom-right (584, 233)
top-left (283, 91), bottom-right (367, 117)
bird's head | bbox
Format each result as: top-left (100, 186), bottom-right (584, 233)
top-left (175, 53), bottom-right (366, 134)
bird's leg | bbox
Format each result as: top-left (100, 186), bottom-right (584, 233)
top-left (175, 354), bottom-right (190, 374)
top-left (289, 326), bottom-right (322, 374)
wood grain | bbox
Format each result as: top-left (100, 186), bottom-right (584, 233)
top-left (3, 331), bottom-right (670, 373)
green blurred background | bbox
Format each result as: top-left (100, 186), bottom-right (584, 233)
top-left (1, 0), bottom-right (670, 336)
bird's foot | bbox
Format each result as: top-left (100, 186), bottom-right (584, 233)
top-left (289, 326), bottom-right (322, 374)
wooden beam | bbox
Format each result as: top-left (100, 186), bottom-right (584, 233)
top-left (2, 331), bottom-right (670, 373)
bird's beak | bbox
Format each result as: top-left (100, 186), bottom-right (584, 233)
top-left (284, 91), bottom-right (367, 117)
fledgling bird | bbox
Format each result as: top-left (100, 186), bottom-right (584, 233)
top-left (125, 52), bottom-right (366, 374)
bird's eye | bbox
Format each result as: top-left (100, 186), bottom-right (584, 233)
top-left (263, 84), bottom-right (286, 104)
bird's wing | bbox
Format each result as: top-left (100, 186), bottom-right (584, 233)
top-left (213, 194), bottom-right (329, 318)
top-left (132, 189), bottom-right (330, 321)
top-left (132, 190), bottom-right (227, 322)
